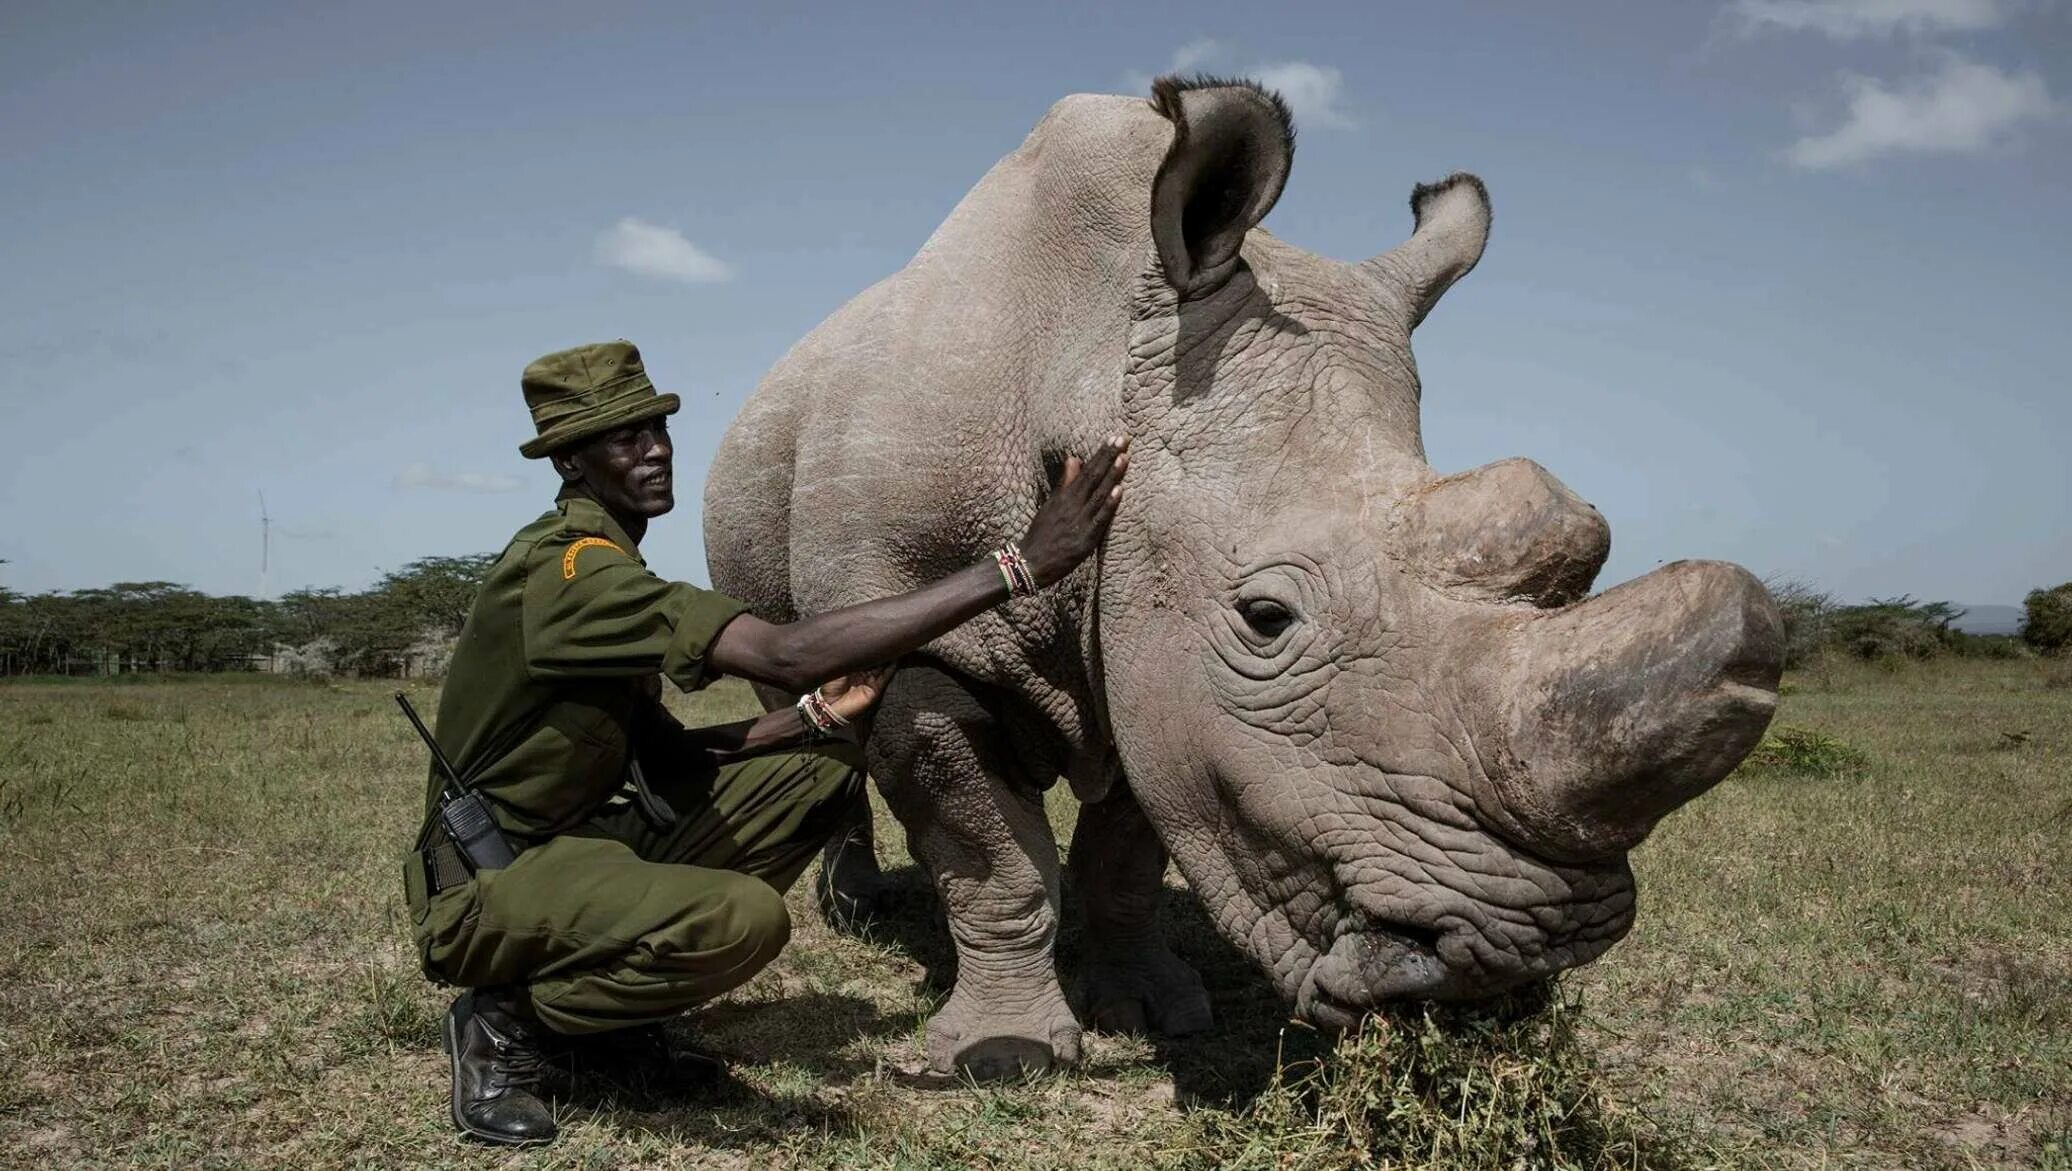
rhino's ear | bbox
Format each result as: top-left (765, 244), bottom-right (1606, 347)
top-left (1368, 173), bottom-right (1491, 329)
top-left (1147, 75), bottom-right (1294, 298)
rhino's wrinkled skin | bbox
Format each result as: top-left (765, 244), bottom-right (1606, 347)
top-left (704, 78), bottom-right (1783, 1077)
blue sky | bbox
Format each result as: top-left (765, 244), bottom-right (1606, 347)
top-left (2, 0), bottom-right (2066, 606)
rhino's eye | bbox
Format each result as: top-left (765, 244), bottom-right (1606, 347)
top-left (1238, 597), bottom-right (1296, 638)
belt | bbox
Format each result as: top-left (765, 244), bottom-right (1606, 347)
top-left (418, 760), bottom-right (673, 898)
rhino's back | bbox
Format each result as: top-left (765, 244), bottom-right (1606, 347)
top-left (704, 257), bottom-right (1014, 620)
top-left (707, 92), bottom-right (1164, 620)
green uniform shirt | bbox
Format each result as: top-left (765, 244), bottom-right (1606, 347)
top-left (425, 490), bottom-right (751, 843)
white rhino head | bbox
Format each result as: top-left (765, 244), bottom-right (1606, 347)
top-left (1092, 79), bottom-right (1783, 1021)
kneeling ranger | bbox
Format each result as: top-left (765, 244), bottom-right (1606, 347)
top-left (405, 340), bottom-right (1129, 1145)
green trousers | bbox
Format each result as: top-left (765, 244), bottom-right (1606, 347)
top-left (406, 740), bottom-right (865, 1035)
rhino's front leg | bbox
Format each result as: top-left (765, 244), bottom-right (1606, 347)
top-left (1070, 788), bottom-right (1213, 1036)
top-left (870, 665), bottom-right (1080, 1079)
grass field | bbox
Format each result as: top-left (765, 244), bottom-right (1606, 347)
top-left (1, 658), bottom-right (2066, 1169)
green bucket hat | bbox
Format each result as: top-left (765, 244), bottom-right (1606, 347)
top-left (518, 340), bottom-right (680, 459)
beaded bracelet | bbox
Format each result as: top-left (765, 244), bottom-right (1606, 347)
top-left (993, 542), bottom-right (1038, 598)
top-left (796, 688), bottom-right (850, 741)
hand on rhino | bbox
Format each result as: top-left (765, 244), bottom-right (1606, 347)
top-left (816, 664), bottom-right (895, 723)
top-left (1018, 435), bottom-right (1131, 587)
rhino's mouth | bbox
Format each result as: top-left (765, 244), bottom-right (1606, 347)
top-left (1210, 756), bottom-right (1644, 1027)
top-left (1289, 875), bottom-right (1628, 1026)
top-left (1296, 916), bottom-right (1476, 1028)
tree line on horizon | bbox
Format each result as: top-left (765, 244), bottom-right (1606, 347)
top-left (1, 560), bottom-right (2068, 678)
top-left (1763, 578), bottom-right (2071, 667)
top-left (0, 554), bottom-right (496, 677)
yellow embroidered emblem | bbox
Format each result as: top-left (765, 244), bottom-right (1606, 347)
top-left (562, 537), bottom-right (624, 580)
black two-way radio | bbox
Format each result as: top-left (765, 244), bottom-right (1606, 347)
top-left (395, 692), bottom-right (515, 872)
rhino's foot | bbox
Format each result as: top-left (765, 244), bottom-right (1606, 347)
top-left (1081, 946), bottom-right (1213, 1037)
top-left (924, 981), bottom-right (1082, 1080)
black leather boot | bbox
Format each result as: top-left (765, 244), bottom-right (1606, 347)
top-left (443, 988), bottom-right (558, 1146)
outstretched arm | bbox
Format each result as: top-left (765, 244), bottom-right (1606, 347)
top-left (707, 436), bottom-right (1131, 693)
top-left (644, 667), bottom-right (893, 764)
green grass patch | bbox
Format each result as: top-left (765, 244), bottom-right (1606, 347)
top-left (0, 658), bottom-right (2066, 1168)
top-left (1741, 725), bottom-right (1870, 776)
top-left (1188, 986), bottom-right (1698, 1170)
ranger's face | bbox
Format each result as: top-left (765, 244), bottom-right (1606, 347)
top-left (556, 418), bottom-right (675, 519)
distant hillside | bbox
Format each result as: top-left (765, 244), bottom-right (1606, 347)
top-left (1951, 604), bottom-right (2024, 637)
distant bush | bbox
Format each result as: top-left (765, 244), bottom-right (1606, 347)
top-left (1763, 576), bottom-right (1838, 669)
top-left (1760, 580), bottom-right (2008, 666)
top-left (1745, 725), bottom-right (1870, 776)
top-left (1948, 631), bottom-right (2029, 660)
top-left (1829, 595), bottom-right (1963, 661)
top-left (2022, 582), bottom-right (2072, 655)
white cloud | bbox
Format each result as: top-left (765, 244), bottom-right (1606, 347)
top-left (395, 463), bottom-right (525, 493)
top-left (594, 217), bottom-right (734, 284)
top-left (1252, 61), bottom-right (1355, 129)
top-left (1727, 0), bottom-right (2013, 39)
top-left (1126, 43), bottom-right (1357, 130)
top-left (1169, 37), bottom-right (1222, 72)
top-left (1786, 54), bottom-right (2058, 167)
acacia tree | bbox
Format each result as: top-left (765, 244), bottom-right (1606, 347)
top-left (1828, 595), bottom-right (1964, 661)
top-left (312, 554), bottom-right (497, 675)
top-left (1762, 576), bottom-right (1838, 668)
top-left (180, 593), bottom-right (271, 669)
top-left (2, 590), bottom-right (96, 673)
top-left (0, 586), bottom-right (19, 674)
top-left (2023, 582), bottom-right (2072, 655)
top-left (272, 587), bottom-right (347, 646)
top-left (375, 554), bottom-right (498, 635)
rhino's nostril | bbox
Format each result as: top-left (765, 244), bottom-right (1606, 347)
top-left (1373, 919), bottom-right (1443, 953)
top-left (1333, 895), bottom-right (1443, 953)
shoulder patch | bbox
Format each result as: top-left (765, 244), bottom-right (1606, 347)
top-left (561, 536), bottom-right (625, 579)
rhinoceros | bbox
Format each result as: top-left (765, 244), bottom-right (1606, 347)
top-left (703, 76), bottom-right (1783, 1078)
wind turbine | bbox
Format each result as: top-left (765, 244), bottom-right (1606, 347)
top-left (259, 490), bottom-right (272, 600)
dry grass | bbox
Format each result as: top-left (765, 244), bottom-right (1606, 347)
top-left (0, 659), bottom-right (2066, 1169)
